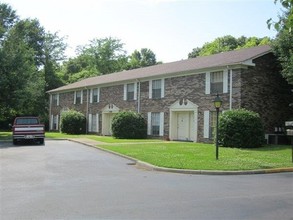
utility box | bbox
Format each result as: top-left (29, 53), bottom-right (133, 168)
top-left (285, 121), bottom-right (293, 136)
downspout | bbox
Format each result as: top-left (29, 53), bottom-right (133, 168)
top-left (229, 69), bottom-right (233, 110)
top-left (86, 87), bottom-right (89, 134)
top-left (136, 79), bottom-right (141, 113)
top-left (49, 93), bottom-right (52, 131)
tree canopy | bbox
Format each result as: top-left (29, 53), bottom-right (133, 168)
top-left (188, 35), bottom-right (271, 58)
top-left (269, 0), bottom-right (293, 84)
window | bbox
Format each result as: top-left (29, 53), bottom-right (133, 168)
top-left (88, 113), bottom-right (99, 132)
top-left (211, 71), bottom-right (223, 94)
top-left (148, 112), bottom-right (164, 136)
top-left (205, 70), bottom-right (228, 94)
top-left (151, 113), bottom-right (160, 136)
top-left (203, 111), bottom-right (222, 139)
top-left (90, 88), bottom-right (99, 103)
top-left (127, 83), bottom-right (134, 100)
top-left (149, 79), bottom-right (164, 99)
top-left (74, 90), bottom-right (83, 104)
top-left (51, 115), bottom-right (59, 130)
top-left (52, 94), bottom-right (59, 106)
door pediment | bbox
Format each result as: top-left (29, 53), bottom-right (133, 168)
top-left (170, 99), bottom-right (198, 110)
top-left (102, 104), bottom-right (119, 113)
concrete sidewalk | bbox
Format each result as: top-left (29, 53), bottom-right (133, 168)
top-left (68, 138), bottom-right (293, 175)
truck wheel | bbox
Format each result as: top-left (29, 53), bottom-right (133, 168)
top-left (39, 138), bottom-right (44, 145)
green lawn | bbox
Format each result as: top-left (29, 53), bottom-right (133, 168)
top-left (100, 143), bottom-right (293, 170)
top-left (1, 131), bottom-right (292, 171)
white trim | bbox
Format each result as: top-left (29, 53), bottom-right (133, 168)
top-left (204, 111), bottom-right (210, 138)
top-left (56, 115), bottom-right (59, 130)
top-left (57, 94), bottom-right (59, 106)
top-left (123, 84), bottom-right (127, 101)
top-left (96, 113), bottom-right (99, 132)
top-left (161, 79), bottom-right (165, 98)
top-left (134, 82), bottom-right (137, 101)
top-left (147, 112), bottom-right (151, 135)
top-left (149, 80), bottom-right (152, 99)
top-left (159, 112), bottom-right (164, 136)
top-left (50, 115), bottom-right (53, 130)
top-left (88, 113), bottom-right (92, 132)
top-left (223, 69), bottom-right (228, 93)
top-left (205, 72), bottom-right (210, 94)
top-left (90, 89), bottom-right (93, 103)
top-left (97, 88), bottom-right (100, 102)
top-left (80, 90), bottom-right (83, 104)
top-left (74, 91), bottom-right (76, 104)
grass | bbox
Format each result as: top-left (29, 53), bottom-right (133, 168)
top-left (1, 131), bottom-right (292, 171)
top-left (100, 142), bottom-right (293, 170)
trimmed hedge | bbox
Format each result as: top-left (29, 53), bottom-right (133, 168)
top-left (112, 111), bottom-right (147, 139)
top-left (218, 109), bottom-right (264, 148)
top-left (60, 109), bottom-right (86, 134)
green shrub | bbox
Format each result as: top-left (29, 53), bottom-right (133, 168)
top-left (112, 111), bottom-right (147, 139)
top-left (60, 110), bottom-right (86, 134)
top-left (218, 109), bottom-right (264, 148)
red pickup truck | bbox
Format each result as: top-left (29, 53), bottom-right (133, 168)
top-left (12, 117), bottom-right (45, 145)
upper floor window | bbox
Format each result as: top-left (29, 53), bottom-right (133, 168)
top-left (52, 94), bottom-right (59, 106)
top-left (123, 83), bottom-right (137, 101)
top-left (205, 70), bottom-right (228, 94)
top-left (90, 88), bottom-right (99, 103)
top-left (211, 71), bottom-right (223, 94)
top-left (74, 90), bottom-right (83, 104)
top-left (149, 79), bottom-right (165, 99)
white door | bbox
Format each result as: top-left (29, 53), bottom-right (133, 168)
top-left (102, 113), bottom-right (116, 136)
top-left (177, 112), bottom-right (190, 140)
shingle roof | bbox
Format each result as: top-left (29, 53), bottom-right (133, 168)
top-left (48, 45), bottom-right (271, 93)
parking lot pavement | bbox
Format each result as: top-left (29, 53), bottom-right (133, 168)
top-left (1, 140), bottom-right (293, 220)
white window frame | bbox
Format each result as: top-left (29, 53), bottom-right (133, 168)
top-left (88, 113), bottom-right (99, 132)
top-left (205, 70), bottom-right (228, 94)
top-left (90, 88), bottom-right (100, 103)
top-left (123, 83), bottom-right (137, 101)
top-left (149, 79), bottom-right (165, 99)
top-left (147, 112), bottom-right (164, 136)
top-left (74, 90), bottom-right (83, 104)
top-left (52, 94), bottom-right (59, 106)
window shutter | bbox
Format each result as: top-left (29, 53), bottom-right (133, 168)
top-left (88, 114), bottom-right (92, 132)
top-left (57, 94), bottom-right (60, 106)
top-left (205, 72), bottom-right (210, 94)
top-left (161, 79), bottom-right (165, 98)
top-left (159, 112), bottom-right (164, 136)
top-left (81, 90), bottom-right (83, 104)
top-left (74, 91), bottom-right (76, 104)
top-left (204, 111), bottom-right (210, 138)
top-left (223, 69), bottom-right (228, 93)
top-left (149, 80), bottom-right (152, 99)
top-left (123, 84), bottom-right (127, 100)
top-left (134, 82), bottom-right (137, 100)
top-left (97, 88), bottom-right (100, 102)
top-left (50, 115), bottom-right (53, 130)
top-left (147, 112), bottom-right (151, 135)
top-left (90, 89), bottom-right (93, 103)
top-left (56, 115), bottom-right (59, 130)
top-left (96, 113), bottom-right (99, 132)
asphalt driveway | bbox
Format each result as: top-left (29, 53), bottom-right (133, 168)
top-left (1, 140), bottom-right (293, 219)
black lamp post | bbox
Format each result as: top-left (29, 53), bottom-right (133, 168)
top-left (213, 93), bottom-right (222, 160)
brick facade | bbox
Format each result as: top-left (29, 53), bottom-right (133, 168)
top-left (49, 49), bottom-right (293, 143)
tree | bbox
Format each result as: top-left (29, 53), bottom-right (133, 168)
top-left (188, 35), bottom-right (272, 58)
top-left (0, 3), bottom-right (18, 41)
top-left (268, 0), bottom-right (293, 84)
top-left (128, 48), bottom-right (158, 69)
top-left (77, 37), bottom-right (128, 75)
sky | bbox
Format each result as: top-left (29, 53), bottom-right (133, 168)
top-left (5, 0), bottom-right (282, 63)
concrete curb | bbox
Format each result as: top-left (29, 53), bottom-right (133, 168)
top-left (68, 138), bottom-right (293, 175)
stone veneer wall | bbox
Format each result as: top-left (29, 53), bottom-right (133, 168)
top-left (240, 53), bottom-right (293, 133)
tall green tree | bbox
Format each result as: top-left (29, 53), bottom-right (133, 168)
top-left (188, 35), bottom-right (271, 58)
top-left (128, 48), bottom-right (158, 69)
top-left (269, 0), bottom-right (293, 84)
